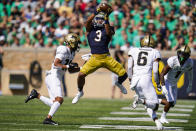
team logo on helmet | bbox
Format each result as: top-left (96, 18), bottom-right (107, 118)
top-left (177, 45), bottom-right (191, 64)
top-left (64, 33), bottom-right (81, 51)
top-left (140, 36), bottom-right (156, 48)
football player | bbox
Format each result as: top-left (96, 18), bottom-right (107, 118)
top-left (128, 36), bottom-right (165, 130)
top-left (25, 33), bottom-right (81, 125)
top-left (72, 3), bottom-right (128, 104)
top-left (159, 45), bottom-right (193, 124)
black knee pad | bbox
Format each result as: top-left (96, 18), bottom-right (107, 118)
top-left (153, 104), bottom-right (159, 111)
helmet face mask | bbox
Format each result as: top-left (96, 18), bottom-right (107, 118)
top-left (93, 12), bottom-right (105, 28)
top-left (140, 36), bottom-right (156, 48)
top-left (177, 45), bottom-right (191, 64)
top-left (64, 33), bottom-right (81, 52)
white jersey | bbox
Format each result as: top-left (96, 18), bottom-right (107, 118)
top-left (128, 47), bottom-right (161, 77)
top-left (50, 45), bottom-right (75, 77)
top-left (165, 56), bottom-right (193, 86)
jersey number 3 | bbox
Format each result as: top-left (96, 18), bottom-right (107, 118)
top-left (137, 51), bottom-right (148, 66)
top-left (94, 30), bottom-right (102, 42)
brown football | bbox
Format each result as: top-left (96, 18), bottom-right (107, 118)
top-left (99, 3), bottom-right (113, 13)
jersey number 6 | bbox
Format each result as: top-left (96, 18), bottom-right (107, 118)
top-left (137, 51), bottom-right (148, 66)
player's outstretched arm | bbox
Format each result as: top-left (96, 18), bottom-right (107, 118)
top-left (160, 65), bottom-right (171, 86)
top-left (54, 58), bottom-right (70, 70)
top-left (85, 14), bottom-right (95, 33)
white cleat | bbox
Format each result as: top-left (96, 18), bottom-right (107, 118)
top-left (72, 91), bottom-right (84, 104)
top-left (155, 119), bottom-right (163, 130)
top-left (115, 82), bottom-right (127, 94)
top-left (132, 95), bottom-right (139, 109)
top-left (160, 117), bottom-right (169, 124)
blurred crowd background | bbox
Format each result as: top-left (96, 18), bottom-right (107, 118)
top-left (0, 0), bottom-right (195, 51)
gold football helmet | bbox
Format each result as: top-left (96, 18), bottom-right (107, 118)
top-left (140, 36), bottom-right (156, 48)
top-left (64, 33), bottom-right (81, 51)
top-left (177, 45), bottom-right (191, 63)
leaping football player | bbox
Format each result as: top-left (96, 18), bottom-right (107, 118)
top-left (25, 33), bottom-right (81, 125)
top-left (159, 45), bottom-right (193, 124)
top-left (128, 36), bottom-right (166, 130)
top-left (72, 3), bottom-right (128, 104)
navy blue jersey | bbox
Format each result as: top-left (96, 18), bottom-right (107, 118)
top-left (87, 26), bottom-right (112, 54)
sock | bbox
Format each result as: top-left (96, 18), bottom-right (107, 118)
top-left (118, 73), bottom-right (128, 84)
top-left (48, 101), bottom-right (61, 117)
top-left (147, 108), bottom-right (157, 120)
top-left (161, 111), bottom-right (167, 118)
top-left (40, 96), bottom-right (53, 107)
top-left (147, 108), bottom-right (153, 118)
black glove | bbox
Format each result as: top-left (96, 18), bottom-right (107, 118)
top-left (69, 62), bottom-right (79, 69)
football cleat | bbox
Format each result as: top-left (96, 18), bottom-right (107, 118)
top-left (160, 117), bottom-right (169, 124)
top-left (43, 118), bottom-right (58, 125)
top-left (72, 91), bottom-right (84, 104)
top-left (155, 119), bottom-right (163, 130)
top-left (25, 89), bottom-right (38, 103)
top-left (115, 82), bottom-right (127, 94)
top-left (132, 95), bottom-right (139, 109)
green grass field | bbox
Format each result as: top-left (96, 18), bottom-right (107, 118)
top-left (0, 95), bottom-right (196, 131)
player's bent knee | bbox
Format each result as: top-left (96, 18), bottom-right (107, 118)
top-left (78, 72), bottom-right (86, 78)
top-left (55, 97), bottom-right (64, 104)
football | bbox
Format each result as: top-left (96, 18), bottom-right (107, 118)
top-left (99, 3), bottom-right (113, 14)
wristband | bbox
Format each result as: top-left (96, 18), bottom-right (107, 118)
top-left (66, 65), bottom-right (69, 69)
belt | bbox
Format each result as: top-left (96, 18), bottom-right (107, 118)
top-left (92, 53), bottom-right (110, 57)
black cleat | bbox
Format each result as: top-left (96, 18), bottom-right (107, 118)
top-left (25, 89), bottom-right (38, 103)
top-left (43, 118), bottom-right (58, 125)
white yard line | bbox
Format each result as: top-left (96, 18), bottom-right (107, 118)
top-left (121, 107), bottom-right (193, 112)
top-left (135, 104), bottom-right (195, 109)
top-left (0, 122), bottom-right (76, 127)
top-left (110, 111), bottom-right (190, 116)
top-left (98, 117), bottom-right (188, 123)
top-left (80, 125), bottom-right (183, 130)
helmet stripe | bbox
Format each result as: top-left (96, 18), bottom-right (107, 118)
top-left (148, 35), bottom-right (150, 47)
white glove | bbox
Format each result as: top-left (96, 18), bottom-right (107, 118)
top-left (186, 85), bottom-right (192, 93)
top-left (130, 85), bottom-right (135, 91)
top-left (81, 53), bottom-right (91, 61)
top-left (162, 85), bottom-right (168, 96)
top-left (157, 84), bottom-right (162, 92)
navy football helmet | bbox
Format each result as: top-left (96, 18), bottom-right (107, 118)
top-left (93, 12), bottom-right (105, 28)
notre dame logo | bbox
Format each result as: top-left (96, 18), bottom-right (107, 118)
top-left (29, 60), bottom-right (42, 88)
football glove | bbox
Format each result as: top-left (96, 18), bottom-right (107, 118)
top-left (94, 6), bottom-right (101, 15)
top-left (157, 84), bottom-right (162, 92)
top-left (81, 53), bottom-right (91, 61)
top-left (69, 62), bottom-right (79, 69)
top-left (162, 85), bottom-right (168, 96)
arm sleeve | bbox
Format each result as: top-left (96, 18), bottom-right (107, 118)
top-left (167, 57), bottom-right (174, 68)
top-left (127, 56), bottom-right (133, 79)
top-left (153, 61), bottom-right (160, 85)
top-left (55, 46), bottom-right (66, 60)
